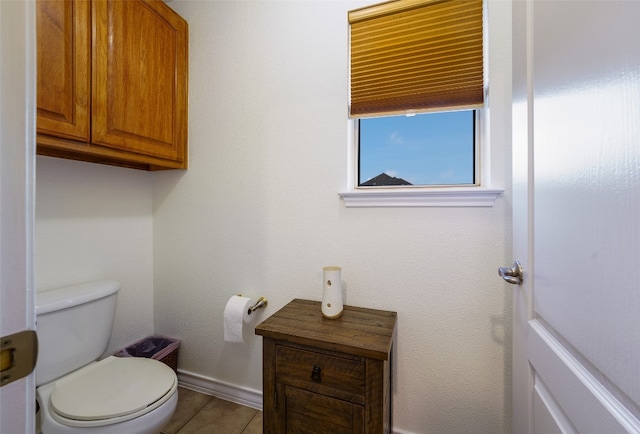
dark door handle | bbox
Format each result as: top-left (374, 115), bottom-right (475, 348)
top-left (311, 365), bottom-right (322, 382)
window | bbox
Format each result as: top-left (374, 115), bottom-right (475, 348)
top-left (340, 0), bottom-right (502, 207)
top-left (358, 110), bottom-right (476, 187)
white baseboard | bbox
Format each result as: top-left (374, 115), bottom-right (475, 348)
top-left (392, 428), bottom-right (416, 434)
top-left (178, 369), bottom-right (411, 434)
top-left (177, 369), bottom-right (263, 411)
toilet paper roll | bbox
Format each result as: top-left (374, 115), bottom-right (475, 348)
top-left (224, 295), bottom-right (254, 344)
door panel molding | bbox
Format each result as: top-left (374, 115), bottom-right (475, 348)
top-left (529, 320), bottom-right (640, 433)
top-left (533, 377), bottom-right (576, 434)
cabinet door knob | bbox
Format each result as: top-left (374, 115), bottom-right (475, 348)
top-left (311, 365), bottom-right (322, 382)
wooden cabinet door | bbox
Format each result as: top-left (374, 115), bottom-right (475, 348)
top-left (36, 0), bottom-right (90, 142)
top-left (279, 385), bottom-right (364, 434)
top-left (92, 0), bottom-right (187, 166)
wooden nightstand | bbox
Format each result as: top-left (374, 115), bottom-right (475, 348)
top-left (255, 299), bottom-right (397, 434)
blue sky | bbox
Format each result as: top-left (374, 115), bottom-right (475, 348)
top-left (358, 110), bottom-right (475, 186)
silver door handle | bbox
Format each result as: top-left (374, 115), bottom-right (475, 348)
top-left (498, 261), bottom-right (523, 285)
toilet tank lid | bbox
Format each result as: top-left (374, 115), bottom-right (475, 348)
top-left (36, 280), bottom-right (121, 315)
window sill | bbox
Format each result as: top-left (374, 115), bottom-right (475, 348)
top-left (338, 187), bottom-right (504, 207)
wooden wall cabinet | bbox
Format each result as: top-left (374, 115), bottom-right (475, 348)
top-left (255, 299), bottom-right (397, 434)
top-left (36, 0), bottom-right (188, 170)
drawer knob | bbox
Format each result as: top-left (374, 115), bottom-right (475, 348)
top-left (311, 365), bottom-right (322, 382)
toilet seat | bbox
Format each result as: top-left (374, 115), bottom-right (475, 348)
top-left (48, 356), bottom-right (176, 428)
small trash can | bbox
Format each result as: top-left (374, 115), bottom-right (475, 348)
top-left (115, 336), bottom-right (180, 373)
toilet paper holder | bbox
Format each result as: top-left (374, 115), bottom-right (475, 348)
top-left (244, 296), bottom-right (268, 315)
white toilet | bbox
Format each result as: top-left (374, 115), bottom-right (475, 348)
top-left (35, 280), bottom-right (178, 434)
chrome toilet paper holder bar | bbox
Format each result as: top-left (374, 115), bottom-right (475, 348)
top-left (247, 297), bottom-right (268, 315)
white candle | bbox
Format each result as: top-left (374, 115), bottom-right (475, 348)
top-left (322, 266), bottom-right (343, 319)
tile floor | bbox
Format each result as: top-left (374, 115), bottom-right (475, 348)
top-left (161, 387), bottom-right (262, 434)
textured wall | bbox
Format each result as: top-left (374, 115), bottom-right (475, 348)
top-left (35, 156), bottom-right (155, 356)
top-left (153, 1), bottom-right (513, 433)
top-left (33, 1), bottom-right (513, 432)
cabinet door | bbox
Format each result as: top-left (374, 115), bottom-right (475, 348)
top-left (36, 0), bottom-right (90, 142)
top-left (92, 0), bottom-right (188, 165)
top-left (280, 385), bottom-right (364, 434)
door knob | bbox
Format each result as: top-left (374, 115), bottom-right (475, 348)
top-left (498, 261), bottom-right (523, 285)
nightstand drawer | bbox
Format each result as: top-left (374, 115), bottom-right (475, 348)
top-left (275, 345), bottom-right (365, 403)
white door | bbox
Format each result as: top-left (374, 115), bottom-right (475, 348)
top-left (510, 1), bottom-right (640, 433)
top-left (0, 0), bottom-right (37, 432)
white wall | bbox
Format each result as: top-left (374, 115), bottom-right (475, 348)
top-left (34, 1), bottom-right (513, 432)
top-left (153, 1), bottom-right (513, 433)
top-left (35, 156), bottom-right (155, 356)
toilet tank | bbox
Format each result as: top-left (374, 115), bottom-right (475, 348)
top-left (35, 280), bottom-right (120, 386)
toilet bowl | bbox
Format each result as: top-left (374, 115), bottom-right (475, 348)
top-left (35, 281), bottom-right (178, 434)
top-left (37, 357), bottom-right (177, 434)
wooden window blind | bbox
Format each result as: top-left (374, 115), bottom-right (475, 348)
top-left (349, 0), bottom-right (484, 117)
